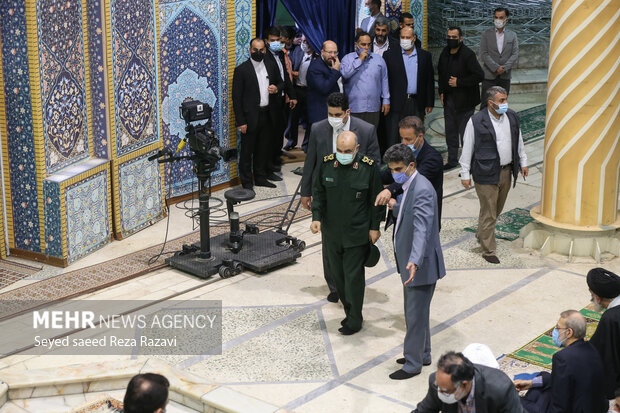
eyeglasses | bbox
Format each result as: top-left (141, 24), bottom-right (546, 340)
top-left (323, 50), bottom-right (338, 55)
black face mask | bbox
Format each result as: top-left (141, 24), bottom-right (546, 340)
top-left (447, 39), bottom-right (460, 49)
top-left (251, 51), bottom-right (264, 62)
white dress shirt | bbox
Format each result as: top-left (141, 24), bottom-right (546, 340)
top-left (394, 170), bottom-right (418, 236)
top-left (296, 54), bottom-right (312, 86)
top-left (251, 59), bottom-right (269, 107)
top-left (373, 38), bottom-right (389, 56)
top-left (332, 116), bottom-right (351, 152)
top-left (610, 295), bottom-right (620, 309)
top-left (459, 109), bottom-right (527, 180)
top-left (496, 29), bottom-right (504, 54)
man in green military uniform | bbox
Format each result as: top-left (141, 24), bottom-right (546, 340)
top-left (310, 131), bottom-right (385, 335)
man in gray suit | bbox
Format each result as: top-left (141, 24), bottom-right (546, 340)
top-left (301, 92), bottom-right (381, 303)
top-left (479, 7), bottom-right (519, 108)
top-left (384, 143), bottom-right (445, 380)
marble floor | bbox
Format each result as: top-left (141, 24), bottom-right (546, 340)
top-left (1, 91), bottom-right (619, 412)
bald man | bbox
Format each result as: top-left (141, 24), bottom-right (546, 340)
top-left (306, 41), bottom-right (342, 131)
top-left (310, 131), bottom-right (385, 335)
top-left (515, 310), bottom-right (607, 413)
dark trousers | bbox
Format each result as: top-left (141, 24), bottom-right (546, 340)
top-left (480, 78), bottom-right (511, 109)
top-left (325, 241), bottom-right (368, 331)
top-left (351, 112), bottom-right (380, 129)
top-left (286, 85), bottom-right (308, 148)
top-left (269, 104), bottom-right (287, 170)
top-left (443, 95), bottom-right (474, 165)
top-left (239, 110), bottom-right (271, 188)
top-left (386, 96), bottom-right (422, 148)
top-left (520, 372), bottom-right (551, 413)
top-left (321, 232), bottom-right (337, 294)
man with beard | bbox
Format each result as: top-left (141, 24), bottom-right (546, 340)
top-left (437, 26), bottom-right (484, 170)
top-left (306, 41), bottom-right (342, 139)
top-left (372, 16), bottom-right (397, 56)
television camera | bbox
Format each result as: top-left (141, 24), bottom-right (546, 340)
top-left (150, 99), bottom-right (305, 279)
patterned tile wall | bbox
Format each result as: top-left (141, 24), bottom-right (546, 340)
top-left (65, 169), bottom-right (110, 262)
top-left (117, 151), bottom-right (163, 237)
top-left (385, 0), bottom-right (403, 20)
top-left (86, 0), bottom-right (109, 159)
top-left (43, 180), bottom-right (62, 258)
top-left (234, 0), bottom-right (252, 67)
top-left (36, 0), bottom-right (90, 174)
top-left (108, 0), bottom-right (160, 158)
top-left (159, 0), bottom-right (230, 198)
top-left (0, 0), bottom-right (42, 252)
top-left (411, 0), bottom-right (424, 44)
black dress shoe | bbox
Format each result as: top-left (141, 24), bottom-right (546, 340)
top-left (255, 179), bottom-right (276, 188)
top-left (443, 162), bottom-right (459, 171)
top-left (266, 173), bottom-right (283, 181)
top-left (327, 292), bottom-right (339, 303)
top-left (483, 254), bottom-right (500, 264)
top-left (389, 369), bottom-right (419, 380)
top-left (338, 325), bottom-right (360, 335)
top-left (396, 358), bottom-right (432, 366)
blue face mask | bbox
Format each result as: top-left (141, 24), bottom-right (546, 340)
top-left (362, 6), bottom-right (370, 15)
top-left (407, 137), bottom-right (423, 158)
top-left (269, 41), bottom-right (284, 52)
top-left (551, 328), bottom-right (565, 347)
top-left (392, 165), bottom-right (411, 184)
top-left (493, 102), bottom-right (508, 114)
top-left (336, 152), bottom-right (355, 165)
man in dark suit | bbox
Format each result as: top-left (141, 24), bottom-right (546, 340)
top-left (263, 26), bottom-right (296, 175)
top-left (383, 26), bottom-right (434, 148)
top-left (414, 352), bottom-right (524, 412)
top-left (305, 40), bottom-right (342, 151)
top-left (300, 92), bottom-right (380, 302)
top-left (438, 26), bottom-right (484, 170)
top-left (384, 144), bottom-right (445, 380)
top-left (232, 38), bottom-right (285, 190)
top-left (375, 116), bottom-right (443, 229)
top-left (514, 310), bottom-right (608, 413)
top-left (587, 268), bottom-right (620, 400)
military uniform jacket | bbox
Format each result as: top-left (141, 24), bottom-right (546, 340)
top-left (311, 153), bottom-right (385, 248)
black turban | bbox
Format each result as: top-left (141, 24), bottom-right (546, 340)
top-left (587, 267), bottom-right (620, 299)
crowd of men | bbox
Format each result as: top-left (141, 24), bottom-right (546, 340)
top-left (231, 3), bottom-right (620, 411)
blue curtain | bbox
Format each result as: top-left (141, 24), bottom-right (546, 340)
top-left (256, 0), bottom-right (278, 38)
top-left (281, 0), bottom-right (356, 57)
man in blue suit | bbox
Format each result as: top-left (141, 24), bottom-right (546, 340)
top-left (306, 41), bottom-right (341, 151)
top-left (383, 143), bottom-right (446, 380)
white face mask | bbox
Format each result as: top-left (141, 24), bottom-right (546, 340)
top-left (328, 116), bottom-right (344, 130)
top-left (494, 19), bottom-right (506, 29)
top-left (437, 383), bottom-right (465, 405)
top-left (400, 39), bottom-right (414, 50)
top-left (301, 42), bottom-right (309, 53)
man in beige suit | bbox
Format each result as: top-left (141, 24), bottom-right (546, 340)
top-left (479, 7), bottom-right (518, 108)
